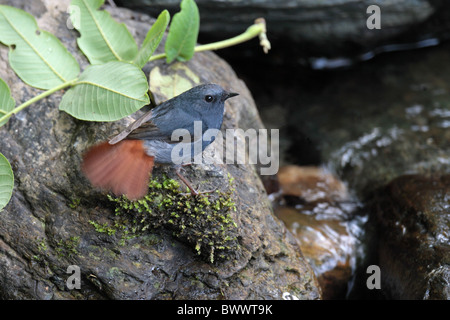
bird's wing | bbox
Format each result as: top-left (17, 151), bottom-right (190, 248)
top-left (108, 109), bottom-right (156, 145)
top-left (109, 104), bottom-right (200, 145)
top-left (129, 108), bottom-right (200, 143)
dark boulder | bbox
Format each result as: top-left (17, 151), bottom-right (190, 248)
top-left (0, 0), bottom-right (320, 299)
top-left (369, 174), bottom-right (449, 299)
top-left (115, 0), bottom-right (450, 57)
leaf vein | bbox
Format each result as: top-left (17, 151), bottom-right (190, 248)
top-left (81, 0), bottom-right (122, 61)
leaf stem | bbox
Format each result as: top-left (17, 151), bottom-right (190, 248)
top-left (149, 18), bottom-right (270, 62)
top-left (0, 79), bottom-right (77, 124)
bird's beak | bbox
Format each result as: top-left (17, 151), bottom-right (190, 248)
top-left (222, 91), bottom-right (239, 101)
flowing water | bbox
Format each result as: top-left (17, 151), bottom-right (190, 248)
top-left (224, 39), bottom-right (450, 299)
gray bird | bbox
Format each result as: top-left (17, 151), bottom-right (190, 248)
top-left (82, 84), bottom-right (238, 200)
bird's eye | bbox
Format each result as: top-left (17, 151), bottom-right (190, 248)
top-left (204, 95), bottom-right (213, 103)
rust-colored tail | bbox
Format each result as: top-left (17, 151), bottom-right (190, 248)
top-left (81, 140), bottom-right (154, 200)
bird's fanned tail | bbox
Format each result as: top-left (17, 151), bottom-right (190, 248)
top-left (81, 140), bottom-right (154, 200)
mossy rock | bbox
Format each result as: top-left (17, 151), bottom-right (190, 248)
top-left (0, 0), bottom-right (320, 300)
top-left (100, 174), bottom-right (240, 264)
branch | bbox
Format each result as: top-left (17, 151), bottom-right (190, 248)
top-left (149, 18), bottom-right (270, 62)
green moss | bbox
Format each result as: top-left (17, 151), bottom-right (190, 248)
top-left (89, 220), bottom-right (117, 236)
top-left (37, 238), bottom-right (48, 252)
top-left (107, 266), bottom-right (122, 279)
top-left (93, 173), bottom-right (240, 263)
top-left (69, 198), bottom-right (81, 209)
top-left (32, 238), bottom-right (49, 263)
top-left (55, 236), bottom-right (80, 259)
top-left (286, 283), bottom-right (307, 299)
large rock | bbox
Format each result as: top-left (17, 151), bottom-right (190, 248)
top-left (0, 0), bottom-right (320, 299)
top-left (369, 175), bottom-right (449, 299)
top-left (115, 0), bottom-right (450, 57)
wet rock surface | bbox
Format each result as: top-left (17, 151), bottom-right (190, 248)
top-left (273, 165), bottom-right (365, 299)
top-left (0, 0), bottom-right (320, 299)
top-left (369, 174), bottom-right (449, 299)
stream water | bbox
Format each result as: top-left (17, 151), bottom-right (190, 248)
top-left (219, 38), bottom-right (450, 299)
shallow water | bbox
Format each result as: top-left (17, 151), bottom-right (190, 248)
top-left (227, 40), bottom-right (450, 299)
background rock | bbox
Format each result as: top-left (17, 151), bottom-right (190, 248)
top-left (0, 0), bottom-right (320, 299)
top-left (115, 0), bottom-right (450, 58)
top-left (368, 175), bottom-right (449, 299)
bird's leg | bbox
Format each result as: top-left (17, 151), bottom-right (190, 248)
top-left (174, 164), bottom-right (214, 196)
top-left (175, 165), bottom-right (199, 196)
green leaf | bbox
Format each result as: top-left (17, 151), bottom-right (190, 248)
top-left (165, 0), bottom-right (199, 64)
top-left (0, 153), bottom-right (14, 212)
top-left (71, 0), bottom-right (138, 64)
top-left (59, 61), bottom-right (149, 121)
top-left (133, 10), bottom-right (170, 68)
top-left (0, 5), bottom-right (80, 90)
top-left (0, 78), bottom-right (15, 127)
